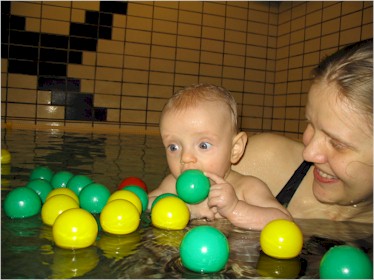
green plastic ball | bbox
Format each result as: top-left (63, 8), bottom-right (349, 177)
top-left (320, 245), bottom-right (373, 279)
top-left (79, 183), bottom-right (110, 214)
top-left (26, 179), bottom-right (53, 203)
top-left (30, 166), bottom-right (54, 182)
top-left (51, 171), bottom-right (74, 189)
top-left (176, 169), bottom-right (210, 204)
top-left (180, 225), bottom-right (229, 273)
top-left (4, 187), bottom-right (42, 218)
top-left (67, 175), bottom-right (93, 196)
top-left (151, 193), bottom-right (178, 210)
top-left (124, 185), bottom-right (148, 213)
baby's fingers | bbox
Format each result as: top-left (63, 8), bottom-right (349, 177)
top-left (204, 171), bottom-right (226, 185)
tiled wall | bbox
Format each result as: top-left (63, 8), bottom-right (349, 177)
top-left (1, 1), bottom-right (372, 138)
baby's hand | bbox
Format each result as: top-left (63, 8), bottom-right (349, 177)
top-left (188, 198), bottom-right (216, 221)
top-left (204, 172), bottom-right (239, 218)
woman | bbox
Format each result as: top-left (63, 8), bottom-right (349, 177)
top-left (233, 39), bottom-right (373, 223)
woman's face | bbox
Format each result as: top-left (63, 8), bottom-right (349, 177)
top-left (302, 81), bottom-right (373, 207)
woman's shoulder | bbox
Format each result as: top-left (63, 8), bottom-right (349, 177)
top-left (245, 133), bottom-right (304, 160)
top-left (233, 133), bottom-right (305, 191)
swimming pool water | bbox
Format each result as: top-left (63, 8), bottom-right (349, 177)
top-left (1, 129), bottom-right (372, 278)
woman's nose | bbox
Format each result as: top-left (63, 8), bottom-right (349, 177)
top-left (302, 133), bottom-right (327, 164)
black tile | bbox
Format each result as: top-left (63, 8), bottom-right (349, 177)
top-left (38, 77), bottom-right (80, 92)
top-left (1, 2), bottom-right (11, 15)
top-left (100, 1), bottom-right (128, 15)
top-left (8, 59), bottom-right (37, 75)
top-left (70, 37), bottom-right (97, 51)
top-left (66, 92), bottom-right (93, 106)
top-left (99, 13), bottom-right (113, 26)
top-left (94, 107), bottom-right (107, 121)
top-left (9, 45), bottom-right (38, 60)
top-left (40, 48), bottom-right (68, 63)
top-left (39, 62), bottom-right (67, 76)
top-left (9, 30), bottom-right (39, 46)
top-left (69, 51), bottom-right (82, 64)
top-left (51, 90), bottom-right (66, 105)
top-left (39, 77), bottom-right (66, 91)
top-left (1, 28), bottom-right (9, 45)
top-left (65, 93), bottom-right (94, 121)
top-left (67, 79), bottom-right (81, 92)
top-left (98, 26), bottom-right (112, 40)
top-left (41, 33), bottom-right (69, 49)
top-left (70, 23), bottom-right (98, 39)
top-left (1, 44), bottom-right (9, 58)
top-left (10, 15), bottom-right (25, 30)
top-left (86, 11), bottom-right (99, 25)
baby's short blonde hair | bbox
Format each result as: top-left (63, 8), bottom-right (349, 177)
top-left (161, 83), bottom-right (239, 133)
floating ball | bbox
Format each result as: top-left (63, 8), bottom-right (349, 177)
top-left (4, 187), bottom-right (42, 218)
top-left (67, 175), bottom-right (93, 196)
top-left (260, 219), bottom-right (303, 259)
top-left (53, 208), bottom-right (98, 249)
top-left (118, 176), bottom-right (148, 193)
top-left (100, 199), bottom-right (140, 235)
top-left (151, 196), bottom-right (190, 230)
top-left (107, 190), bottom-right (142, 214)
top-left (151, 193), bottom-right (178, 210)
top-left (320, 245), bottom-right (373, 279)
top-left (79, 183), bottom-right (110, 214)
top-left (51, 171), bottom-right (74, 188)
top-left (26, 179), bottom-right (53, 203)
top-left (180, 225), bottom-right (229, 273)
top-left (41, 194), bottom-right (79, 226)
top-left (123, 185), bottom-right (148, 213)
top-left (30, 166), bottom-right (54, 182)
top-left (176, 169), bottom-right (210, 204)
top-left (46, 187), bottom-right (79, 204)
top-left (1, 149), bottom-right (11, 164)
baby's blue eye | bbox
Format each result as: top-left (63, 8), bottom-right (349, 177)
top-left (167, 144), bottom-right (179, 152)
top-left (199, 142), bottom-right (212, 150)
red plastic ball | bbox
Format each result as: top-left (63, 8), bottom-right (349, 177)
top-left (118, 177), bottom-right (148, 193)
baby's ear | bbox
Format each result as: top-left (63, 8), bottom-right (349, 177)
top-left (231, 132), bottom-right (248, 164)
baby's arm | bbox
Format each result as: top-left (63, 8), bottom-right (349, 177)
top-left (147, 174), bottom-right (177, 210)
top-left (206, 171), bottom-right (292, 230)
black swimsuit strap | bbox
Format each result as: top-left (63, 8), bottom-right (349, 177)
top-left (276, 160), bottom-right (313, 207)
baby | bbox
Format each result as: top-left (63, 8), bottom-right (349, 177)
top-left (148, 83), bottom-right (291, 230)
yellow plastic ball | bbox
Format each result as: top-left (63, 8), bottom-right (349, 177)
top-left (46, 188), bottom-right (79, 204)
top-left (1, 149), bottom-right (11, 164)
top-left (42, 194), bottom-right (79, 226)
top-left (53, 208), bottom-right (98, 249)
top-left (107, 190), bottom-right (142, 214)
top-left (151, 196), bottom-right (190, 230)
top-left (260, 219), bottom-right (303, 259)
top-left (100, 199), bottom-right (140, 235)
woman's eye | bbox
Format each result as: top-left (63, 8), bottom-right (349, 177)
top-left (167, 144), bottom-right (179, 152)
top-left (330, 140), bottom-right (346, 150)
top-left (199, 142), bottom-right (212, 150)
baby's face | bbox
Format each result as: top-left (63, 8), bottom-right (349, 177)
top-left (160, 100), bottom-right (235, 180)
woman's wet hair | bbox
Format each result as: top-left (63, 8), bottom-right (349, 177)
top-left (312, 39), bottom-right (373, 128)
